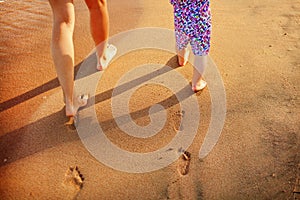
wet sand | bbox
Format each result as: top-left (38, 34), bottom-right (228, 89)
top-left (0, 0), bottom-right (299, 199)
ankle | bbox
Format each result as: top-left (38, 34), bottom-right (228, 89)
top-left (65, 97), bottom-right (73, 106)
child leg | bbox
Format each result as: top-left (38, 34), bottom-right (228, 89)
top-left (175, 31), bottom-right (190, 66)
top-left (172, 2), bottom-right (190, 66)
top-left (190, 33), bottom-right (210, 92)
top-left (192, 55), bottom-right (207, 92)
top-left (177, 47), bottom-right (190, 66)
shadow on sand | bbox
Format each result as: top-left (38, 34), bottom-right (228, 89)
top-left (0, 55), bottom-right (198, 167)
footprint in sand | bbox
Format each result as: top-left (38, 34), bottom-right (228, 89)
top-left (63, 166), bottom-right (84, 190)
top-left (177, 151), bottom-right (191, 176)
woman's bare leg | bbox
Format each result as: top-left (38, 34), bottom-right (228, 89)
top-left (85, 0), bottom-right (109, 48)
top-left (85, 0), bottom-right (116, 70)
top-left (49, 0), bottom-right (87, 117)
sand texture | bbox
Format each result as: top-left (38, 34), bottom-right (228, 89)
top-left (0, 0), bottom-right (299, 199)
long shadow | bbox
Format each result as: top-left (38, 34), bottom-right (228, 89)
top-left (0, 49), bottom-right (177, 112)
top-left (0, 54), bottom-right (97, 113)
top-left (0, 0), bottom-right (144, 113)
top-left (92, 56), bottom-right (181, 105)
top-left (0, 56), bottom-right (196, 167)
top-left (0, 78), bottom-right (60, 112)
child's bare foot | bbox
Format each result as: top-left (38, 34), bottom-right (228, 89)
top-left (177, 48), bottom-right (190, 66)
top-left (96, 44), bottom-right (117, 71)
top-left (65, 95), bottom-right (88, 117)
top-left (192, 79), bottom-right (207, 93)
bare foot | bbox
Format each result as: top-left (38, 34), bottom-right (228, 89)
top-left (65, 95), bottom-right (88, 117)
top-left (192, 79), bottom-right (207, 93)
top-left (96, 44), bottom-right (117, 71)
top-left (177, 48), bottom-right (190, 66)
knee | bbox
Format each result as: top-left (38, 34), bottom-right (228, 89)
top-left (85, 0), bottom-right (107, 10)
top-left (60, 14), bottom-right (74, 25)
top-left (53, 11), bottom-right (75, 29)
top-left (50, 2), bottom-right (75, 26)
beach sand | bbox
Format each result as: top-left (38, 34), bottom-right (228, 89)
top-left (0, 0), bottom-right (299, 199)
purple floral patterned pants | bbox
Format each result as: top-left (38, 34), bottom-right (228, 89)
top-left (170, 0), bottom-right (211, 56)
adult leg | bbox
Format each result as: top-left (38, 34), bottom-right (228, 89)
top-left (84, 0), bottom-right (116, 70)
top-left (49, 0), bottom-right (87, 117)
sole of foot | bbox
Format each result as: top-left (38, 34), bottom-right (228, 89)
top-left (97, 44), bottom-right (117, 71)
top-left (192, 79), bottom-right (207, 93)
